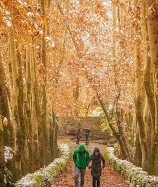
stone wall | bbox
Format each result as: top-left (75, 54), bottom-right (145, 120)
top-left (57, 116), bottom-right (114, 140)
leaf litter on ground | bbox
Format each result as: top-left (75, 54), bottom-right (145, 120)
top-left (49, 137), bottom-right (131, 187)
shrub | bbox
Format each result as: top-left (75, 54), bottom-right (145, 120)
top-left (15, 144), bottom-right (71, 187)
top-left (104, 147), bottom-right (158, 187)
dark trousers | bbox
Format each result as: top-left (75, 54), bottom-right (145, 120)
top-left (85, 136), bottom-right (89, 145)
top-left (93, 177), bottom-right (100, 187)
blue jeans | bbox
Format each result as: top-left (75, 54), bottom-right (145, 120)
top-left (75, 166), bottom-right (86, 187)
top-left (93, 177), bottom-right (100, 187)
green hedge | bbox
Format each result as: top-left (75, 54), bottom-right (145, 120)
top-left (15, 144), bottom-right (71, 187)
top-left (104, 147), bottom-right (158, 187)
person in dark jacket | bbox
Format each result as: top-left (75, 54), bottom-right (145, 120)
top-left (73, 144), bottom-right (90, 187)
top-left (84, 128), bottom-right (90, 145)
top-left (76, 128), bottom-right (80, 144)
top-left (89, 147), bottom-right (105, 187)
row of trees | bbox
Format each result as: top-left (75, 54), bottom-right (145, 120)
top-left (86, 0), bottom-right (158, 176)
top-left (0, 0), bottom-right (58, 185)
top-left (47, 0), bottom-right (158, 175)
top-left (134, 0), bottom-right (158, 175)
top-left (95, 0), bottom-right (158, 175)
top-left (0, 0), bottom-right (157, 185)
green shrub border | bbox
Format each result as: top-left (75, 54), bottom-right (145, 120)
top-left (104, 147), bottom-right (158, 187)
top-left (15, 144), bottom-right (71, 187)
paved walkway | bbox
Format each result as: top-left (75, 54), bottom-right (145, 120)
top-left (50, 137), bottom-right (131, 187)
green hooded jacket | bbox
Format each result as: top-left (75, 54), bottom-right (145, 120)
top-left (73, 144), bottom-right (90, 169)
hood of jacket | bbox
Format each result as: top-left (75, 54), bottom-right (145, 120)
top-left (93, 147), bottom-right (100, 154)
top-left (79, 144), bottom-right (86, 151)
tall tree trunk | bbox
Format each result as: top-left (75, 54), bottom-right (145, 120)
top-left (134, 124), bottom-right (142, 167)
top-left (39, 0), bottom-right (48, 166)
top-left (146, 0), bottom-right (158, 175)
top-left (30, 43), bottom-right (40, 171)
top-left (0, 98), bottom-right (4, 186)
top-left (112, 0), bottom-right (117, 61)
top-left (134, 0), bottom-right (148, 170)
top-left (9, 33), bottom-right (20, 180)
top-left (46, 0), bottom-right (53, 164)
top-left (17, 50), bottom-right (27, 177)
top-left (113, 0), bottom-right (130, 159)
top-left (97, 94), bottom-right (129, 159)
top-left (0, 56), bottom-right (16, 183)
top-left (51, 105), bottom-right (58, 159)
top-left (25, 42), bottom-right (33, 172)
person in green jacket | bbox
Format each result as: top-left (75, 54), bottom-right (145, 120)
top-left (73, 144), bottom-right (90, 187)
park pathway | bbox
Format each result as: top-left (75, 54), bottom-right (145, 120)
top-left (50, 137), bottom-right (131, 187)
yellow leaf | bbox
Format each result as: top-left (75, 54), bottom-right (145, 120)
top-left (18, 45), bottom-right (22, 50)
top-left (42, 19), bottom-right (47, 25)
top-left (75, 117), bottom-right (80, 122)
